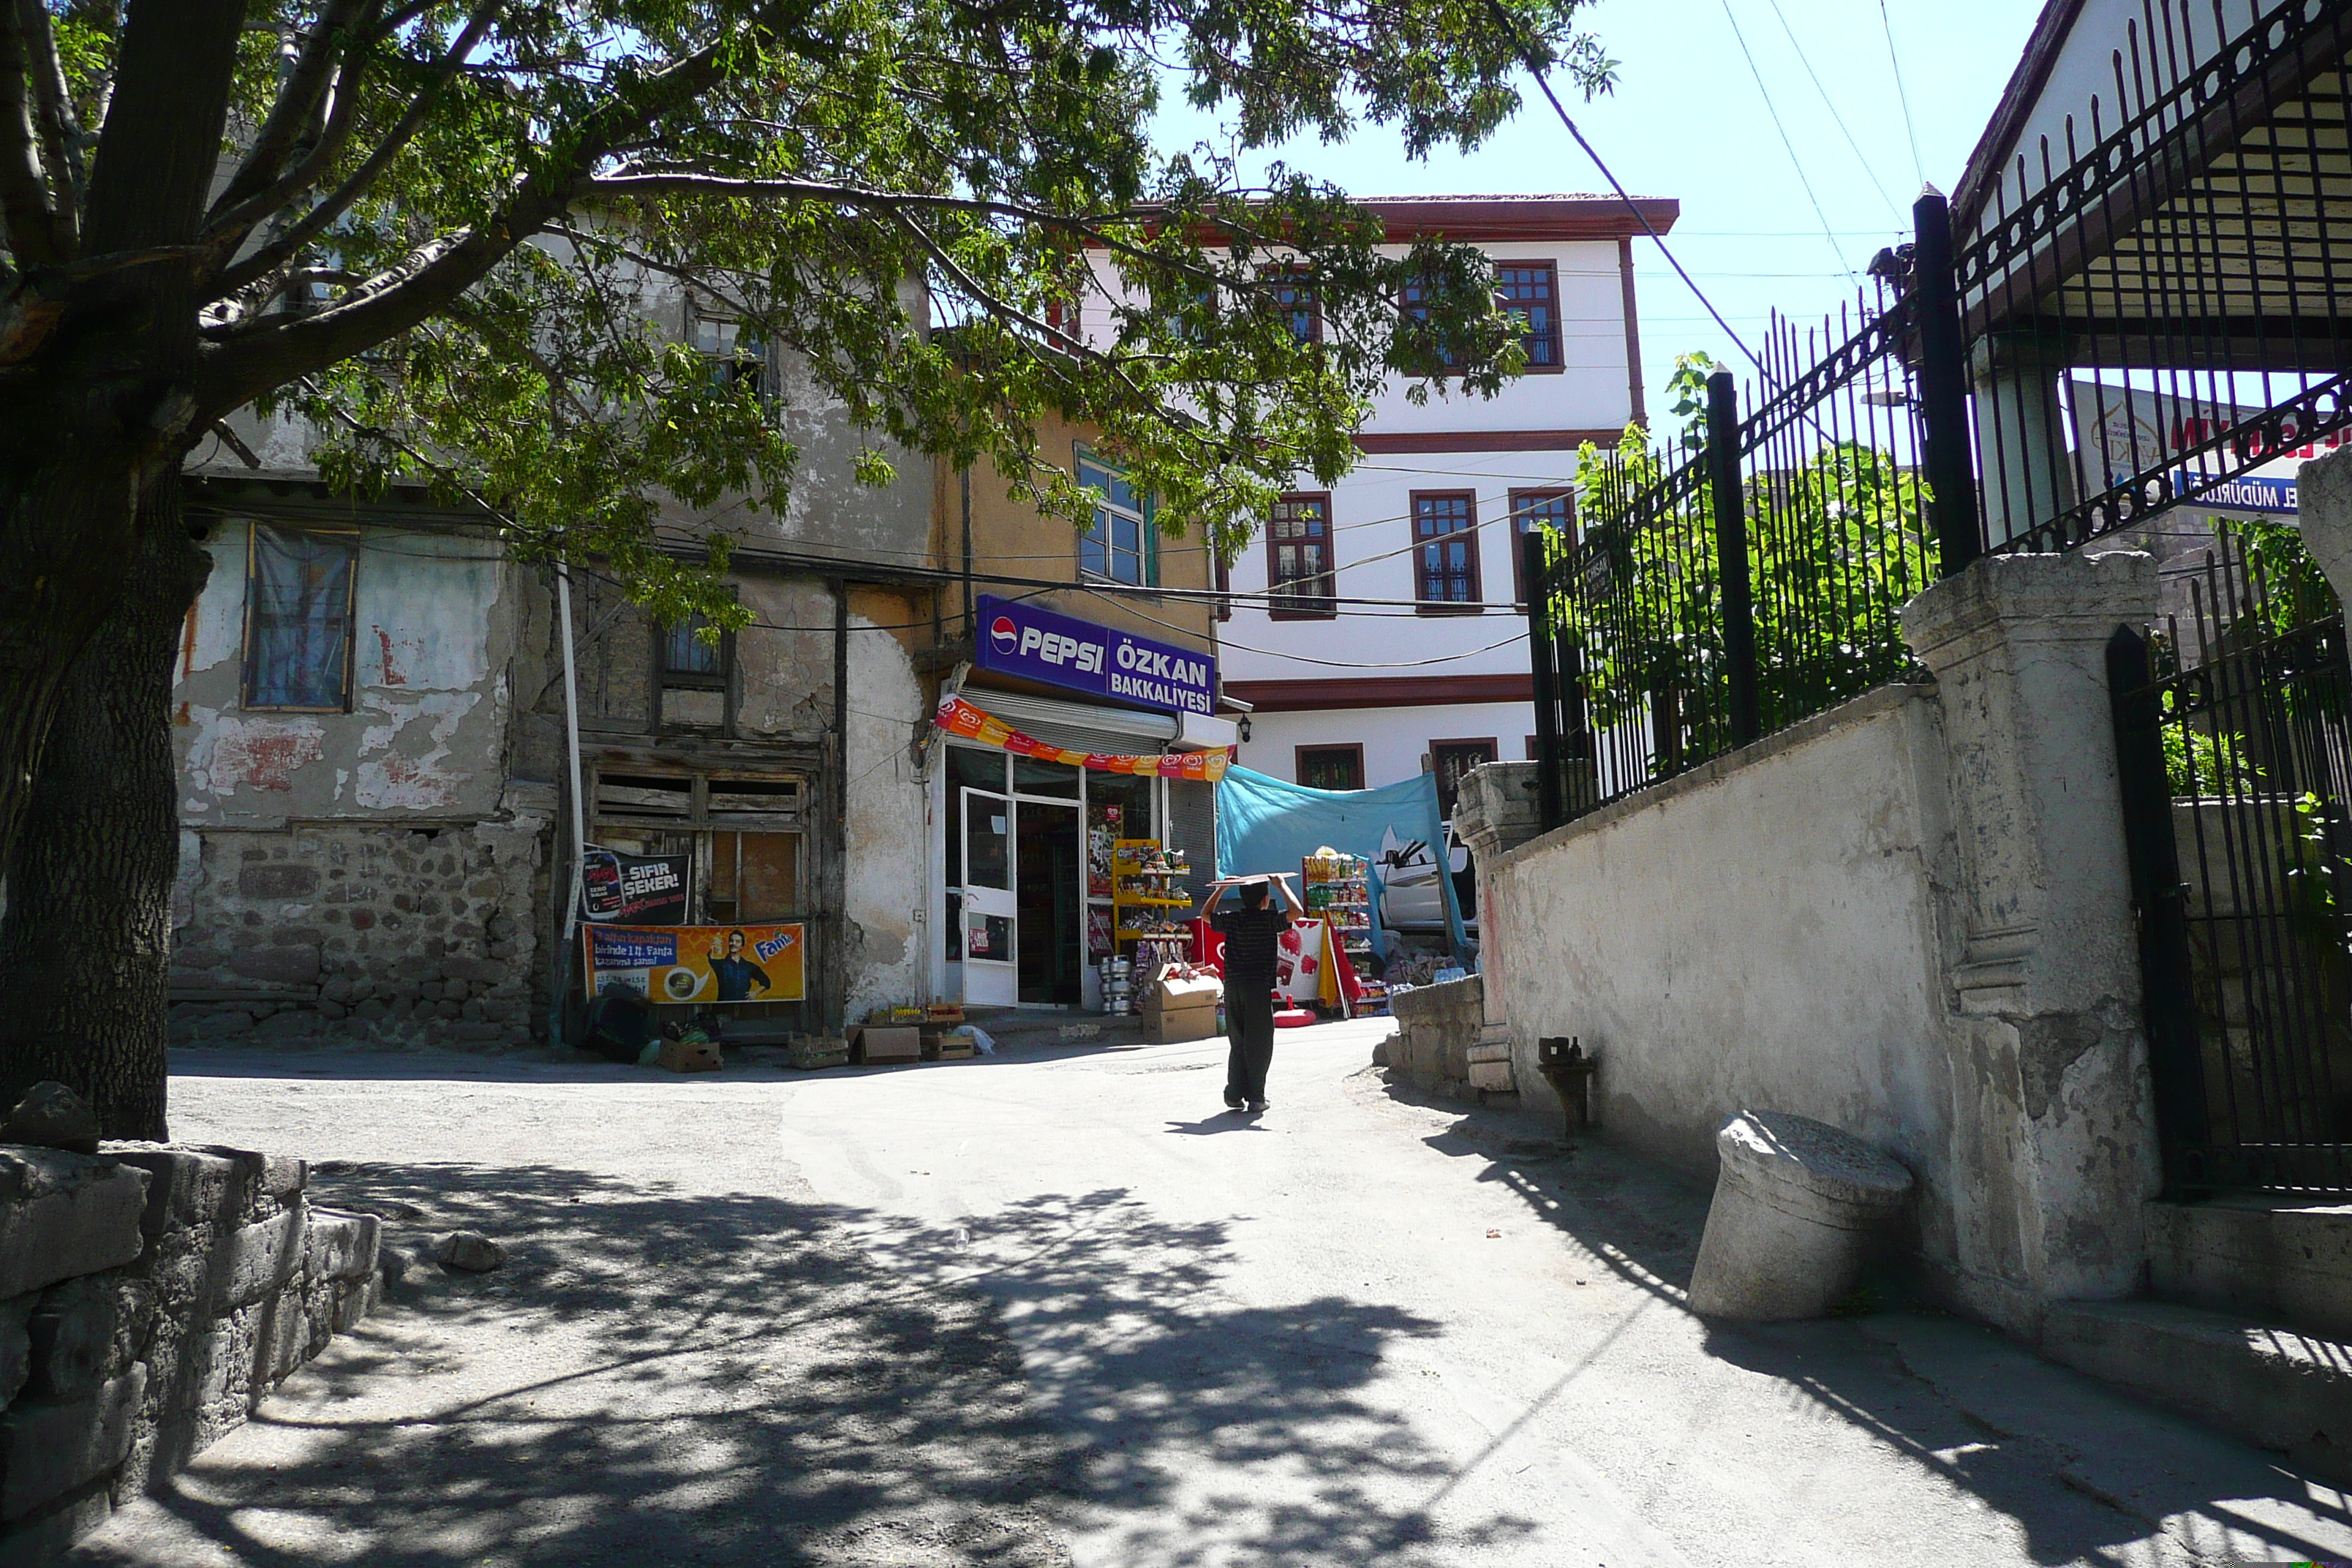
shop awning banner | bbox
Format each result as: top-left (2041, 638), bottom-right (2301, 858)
top-left (1213, 766), bottom-right (1465, 958)
top-left (935, 696), bottom-right (1230, 783)
top-left (973, 595), bottom-right (1216, 715)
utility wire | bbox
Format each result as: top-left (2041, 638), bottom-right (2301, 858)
top-left (1716, 0), bottom-right (1856, 281)
top-left (1488, 1), bottom-right (1765, 377)
top-left (1762, 0), bottom-right (1903, 221)
top-left (1879, 0), bottom-right (1928, 189)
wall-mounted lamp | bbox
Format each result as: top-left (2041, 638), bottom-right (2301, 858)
top-left (1237, 715), bottom-right (1252, 744)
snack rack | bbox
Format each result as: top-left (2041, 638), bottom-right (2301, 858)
top-left (1303, 849), bottom-right (1387, 1017)
top-left (1112, 838), bottom-right (1194, 965)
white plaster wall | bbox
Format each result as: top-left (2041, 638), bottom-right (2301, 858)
top-left (1237, 703), bottom-right (1536, 790)
top-left (840, 611), bottom-right (931, 1021)
top-left (1221, 445), bottom-right (1574, 683)
top-left (176, 526), bottom-right (516, 826)
top-left (1486, 685), bottom-right (1964, 1266)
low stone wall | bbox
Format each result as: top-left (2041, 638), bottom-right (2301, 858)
top-left (1382, 975), bottom-right (1485, 1096)
top-left (0, 1139), bottom-right (380, 1561)
top-left (168, 820), bottom-right (549, 1052)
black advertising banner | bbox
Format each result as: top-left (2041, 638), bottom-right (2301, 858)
top-left (581, 848), bottom-right (691, 924)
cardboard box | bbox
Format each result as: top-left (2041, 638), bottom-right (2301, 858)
top-left (1145, 1006), bottom-right (1220, 1044)
top-left (788, 1034), bottom-right (849, 1070)
top-left (657, 1038), bottom-right (723, 1073)
top-left (852, 1025), bottom-right (921, 1063)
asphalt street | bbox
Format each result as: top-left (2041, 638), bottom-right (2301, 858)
top-left (67, 1022), bottom-right (2352, 1567)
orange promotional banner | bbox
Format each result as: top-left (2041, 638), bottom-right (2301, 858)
top-left (935, 696), bottom-right (1232, 783)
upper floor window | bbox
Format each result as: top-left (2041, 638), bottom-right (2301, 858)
top-left (1398, 274), bottom-right (1458, 372)
top-left (1264, 267), bottom-right (1321, 344)
top-left (242, 523), bottom-right (358, 711)
top-left (1077, 451), bottom-right (1154, 586)
top-left (1266, 493), bottom-right (1336, 619)
top-left (1508, 489), bottom-right (1575, 605)
top-left (690, 301), bottom-right (765, 396)
top-left (1496, 263), bottom-right (1564, 370)
top-left (1412, 491), bottom-right (1481, 612)
top-left (657, 609), bottom-right (732, 731)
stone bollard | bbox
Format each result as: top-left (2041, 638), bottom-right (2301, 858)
top-left (1686, 1109), bottom-right (1914, 1321)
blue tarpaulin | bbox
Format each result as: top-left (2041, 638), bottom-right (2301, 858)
top-left (1213, 766), bottom-right (1466, 959)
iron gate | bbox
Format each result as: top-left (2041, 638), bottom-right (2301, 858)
top-left (2110, 540), bottom-right (2352, 1196)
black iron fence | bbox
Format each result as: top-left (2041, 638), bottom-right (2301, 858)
top-left (2111, 536), bottom-right (2352, 1194)
top-left (1524, 195), bottom-right (1978, 829)
top-left (1529, 0), bottom-right (2352, 831)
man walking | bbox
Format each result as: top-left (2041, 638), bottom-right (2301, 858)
top-left (1196, 874), bottom-right (1301, 1114)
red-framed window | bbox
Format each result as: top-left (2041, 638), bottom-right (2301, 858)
top-left (1508, 489), bottom-right (1575, 606)
top-left (1411, 491), bottom-right (1480, 612)
top-left (1267, 493), bottom-right (1337, 618)
top-left (1496, 262), bottom-right (1564, 370)
top-left (1296, 744), bottom-right (1365, 792)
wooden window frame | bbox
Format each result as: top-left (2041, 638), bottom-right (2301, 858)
top-left (1075, 445), bottom-right (1156, 587)
top-left (1496, 260), bottom-right (1565, 373)
top-left (1507, 488), bottom-right (1576, 607)
top-left (1427, 736), bottom-right (1499, 819)
top-left (1265, 491), bottom-right (1338, 620)
top-left (1411, 490), bottom-right (1482, 614)
top-left (240, 521), bottom-right (361, 713)
top-left (1294, 743), bottom-right (1365, 792)
top-left (1262, 265), bottom-right (1322, 344)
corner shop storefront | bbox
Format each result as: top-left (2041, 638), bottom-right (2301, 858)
top-left (930, 599), bottom-right (1231, 1009)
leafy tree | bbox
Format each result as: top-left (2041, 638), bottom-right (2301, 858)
top-left (0, 0), bottom-right (1615, 1135)
top-left (1542, 352), bottom-right (1937, 776)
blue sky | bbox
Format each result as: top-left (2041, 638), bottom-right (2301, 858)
top-left (1153, 0), bottom-right (2048, 398)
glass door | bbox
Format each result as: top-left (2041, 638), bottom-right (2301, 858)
top-left (961, 788), bottom-right (1017, 1006)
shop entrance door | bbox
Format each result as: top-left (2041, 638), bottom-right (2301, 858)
top-left (960, 788), bottom-right (1017, 1006)
top-left (1017, 801), bottom-right (1082, 1005)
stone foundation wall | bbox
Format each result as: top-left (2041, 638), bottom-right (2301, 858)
top-left (1382, 975), bottom-right (1486, 1096)
top-left (0, 1141), bottom-right (379, 1561)
top-left (170, 818), bottom-right (551, 1052)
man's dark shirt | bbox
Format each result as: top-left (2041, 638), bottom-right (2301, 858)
top-left (711, 956), bottom-right (770, 1002)
top-left (1212, 904), bottom-right (1289, 990)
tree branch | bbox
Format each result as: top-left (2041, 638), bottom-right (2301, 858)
top-left (16, 0), bottom-right (80, 249)
top-left (208, 0), bottom-right (380, 225)
top-left (209, 0), bottom-right (501, 295)
top-left (195, 1), bottom-right (812, 418)
top-left (0, 1), bottom-right (61, 264)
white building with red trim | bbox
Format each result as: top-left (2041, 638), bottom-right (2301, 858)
top-left (1208, 194), bottom-right (1677, 820)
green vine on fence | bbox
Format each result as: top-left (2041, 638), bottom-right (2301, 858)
top-left (1537, 353), bottom-right (1940, 772)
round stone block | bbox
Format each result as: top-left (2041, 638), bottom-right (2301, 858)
top-left (1686, 1109), bottom-right (1914, 1322)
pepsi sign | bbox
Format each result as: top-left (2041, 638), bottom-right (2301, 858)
top-left (973, 595), bottom-right (1216, 715)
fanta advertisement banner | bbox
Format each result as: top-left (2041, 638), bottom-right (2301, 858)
top-left (973, 595), bottom-right (1216, 715)
top-left (935, 696), bottom-right (1230, 783)
top-left (584, 924), bottom-right (805, 1003)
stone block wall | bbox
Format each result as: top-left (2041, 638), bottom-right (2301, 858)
top-left (1382, 975), bottom-right (1487, 1097)
top-left (169, 818), bottom-right (550, 1052)
top-left (0, 1142), bottom-right (380, 1562)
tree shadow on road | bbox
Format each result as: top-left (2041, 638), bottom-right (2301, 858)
top-left (1390, 1077), bottom-right (2352, 1567)
top-left (74, 1161), bottom-right (1534, 1568)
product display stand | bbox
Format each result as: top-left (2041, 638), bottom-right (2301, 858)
top-left (1303, 849), bottom-right (1387, 1017)
top-left (1112, 838), bottom-right (1194, 974)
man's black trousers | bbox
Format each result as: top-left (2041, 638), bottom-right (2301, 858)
top-left (1225, 987), bottom-right (1275, 1103)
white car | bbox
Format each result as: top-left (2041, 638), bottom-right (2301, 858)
top-left (1377, 823), bottom-right (1477, 935)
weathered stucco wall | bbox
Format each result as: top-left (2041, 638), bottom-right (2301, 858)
top-left (1488, 685), bottom-right (1966, 1268)
top-left (170, 522), bottom-right (555, 1051)
top-left (842, 588), bottom-right (932, 1022)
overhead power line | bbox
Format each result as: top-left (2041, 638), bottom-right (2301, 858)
top-left (1762, 0), bottom-right (1902, 222)
top-left (1716, 0), bottom-right (1855, 281)
top-left (1879, 0), bottom-right (1928, 189)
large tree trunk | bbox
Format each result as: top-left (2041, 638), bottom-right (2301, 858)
top-left (0, 481), bottom-right (210, 1139)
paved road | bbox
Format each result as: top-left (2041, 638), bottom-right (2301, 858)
top-left (74, 1023), bottom-right (2352, 1567)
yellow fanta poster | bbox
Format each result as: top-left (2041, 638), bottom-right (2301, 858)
top-left (584, 924), bottom-right (806, 1003)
